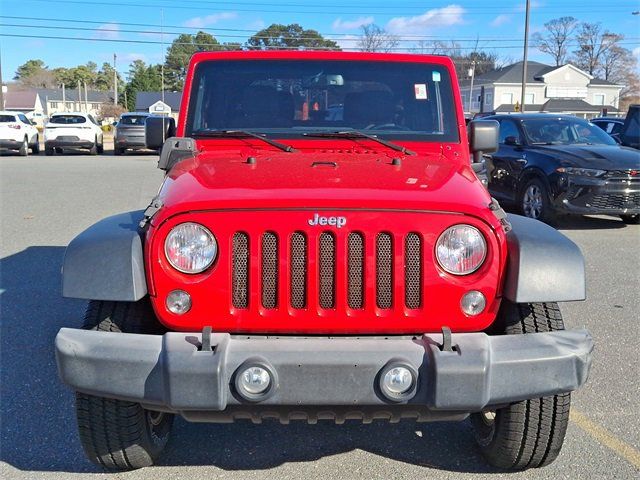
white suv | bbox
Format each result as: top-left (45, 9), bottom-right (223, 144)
top-left (44, 112), bottom-right (104, 155)
top-left (0, 111), bottom-right (40, 156)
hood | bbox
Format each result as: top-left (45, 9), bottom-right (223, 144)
top-left (155, 147), bottom-right (493, 222)
top-left (531, 144), bottom-right (640, 170)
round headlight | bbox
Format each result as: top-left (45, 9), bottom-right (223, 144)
top-left (164, 222), bottom-right (217, 274)
top-left (436, 224), bottom-right (487, 275)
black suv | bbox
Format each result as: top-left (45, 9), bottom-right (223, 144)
top-left (483, 113), bottom-right (640, 224)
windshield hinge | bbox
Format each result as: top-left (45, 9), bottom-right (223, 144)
top-left (139, 196), bottom-right (163, 229)
top-left (489, 198), bottom-right (512, 232)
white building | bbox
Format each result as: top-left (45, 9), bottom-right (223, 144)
top-left (36, 88), bottom-right (113, 118)
top-left (459, 61), bottom-right (624, 118)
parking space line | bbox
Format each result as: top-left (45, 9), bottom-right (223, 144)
top-left (571, 409), bottom-right (640, 470)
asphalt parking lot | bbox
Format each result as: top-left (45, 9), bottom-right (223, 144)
top-left (1, 152), bottom-right (639, 479)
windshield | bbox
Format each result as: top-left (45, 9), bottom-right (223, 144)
top-left (119, 115), bottom-right (147, 125)
top-left (186, 60), bottom-right (459, 142)
top-left (521, 117), bottom-right (616, 146)
top-left (50, 115), bottom-right (86, 125)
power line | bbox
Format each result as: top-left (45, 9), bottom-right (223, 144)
top-left (17, 0), bottom-right (638, 16)
top-left (3, 16), bottom-right (639, 42)
top-left (2, 32), bottom-right (637, 51)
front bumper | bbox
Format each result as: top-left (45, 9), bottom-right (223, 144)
top-left (0, 139), bottom-right (22, 149)
top-left (55, 328), bottom-right (593, 420)
top-left (556, 173), bottom-right (640, 215)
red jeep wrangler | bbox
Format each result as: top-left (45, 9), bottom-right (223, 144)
top-left (55, 51), bottom-right (593, 471)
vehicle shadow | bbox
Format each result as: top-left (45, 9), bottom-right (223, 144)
top-left (556, 214), bottom-right (628, 231)
top-left (0, 246), bottom-right (497, 475)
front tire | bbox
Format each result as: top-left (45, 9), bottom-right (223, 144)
top-left (31, 136), bottom-right (40, 154)
top-left (471, 302), bottom-right (571, 470)
top-left (89, 139), bottom-right (98, 156)
top-left (18, 137), bottom-right (29, 156)
top-left (620, 214), bottom-right (640, 224)
top-left (75, 299), bottom-right (173, 471)
top-left (519, 178), bottom-right (557, 224)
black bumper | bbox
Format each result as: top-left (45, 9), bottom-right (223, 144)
top-left (46, 139), bottom-right (94, 149)
top-left (55, 328), bottom-right (593, 421)
top-left (0, 139), bottom-right (22, 149)
top-left (555, 173), bottom-right (640, 215)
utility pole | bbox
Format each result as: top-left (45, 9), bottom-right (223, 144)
top-left (0, 46), bottom-right (4, 110)
top-left (468, 60), bottom-right (477, 114)
top-left (62, 83), bottom-right (66, 112)
top-left (84, 81), bottom-right (89, 113)
top-left (520, 0), bottom-right (531, 113)
top-left (77, 80), bottom-right (82, 111)
top-left (113, 53), bottom-right (118, 106)
top-left (160, 8), bottom-right (165, 104)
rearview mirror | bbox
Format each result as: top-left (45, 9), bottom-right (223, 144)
top-left (469, 120), bottom-right (499, 162)
top-left (145, 116), bottom-right (176, 150)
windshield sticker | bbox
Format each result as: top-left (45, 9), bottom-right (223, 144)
top-left (432, 71), bottom-right (441, 82)
top-left (414, 84), bottom-right (428, 100)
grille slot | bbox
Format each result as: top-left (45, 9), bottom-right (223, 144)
top-left (319, 232), bottom-right (336, 309)
top-left (290, 232), bottom-right (307, 309)
top-left (404, 233), bottom-right (422, 309)
top-left (261, 232), bottom-right (278, 309)
top-left (232, 232), bottom-right (249, 308)
top-left (376, 233), bottom-right (393, 309)
top-left (590, 193), bottom-right (640, 210)
top-left (347, 233), bottom-right (365, 309)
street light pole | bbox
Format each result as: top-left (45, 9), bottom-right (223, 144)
top-left (520, 0), bottom-right (531, 113)
top-left (468, 60), bottom-right (476, 114)
top-left (113, 53), bottom-right (118, 106)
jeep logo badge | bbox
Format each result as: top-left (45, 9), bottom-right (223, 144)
top-left (308, 213), bottom-right (347, 228)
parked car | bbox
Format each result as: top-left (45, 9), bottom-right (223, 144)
top-left (114, 112), bottom-right (151, 155)
top-left (617, 104), bottom-right (639, 150)
top-left (483, 113), bottom-right (640, 224)
top-left (44, 112), bottom-right (104, 155)
top-left (55, 51), bottom-right (592, 472)
top-left (0, 111), bottom-right (40, 156)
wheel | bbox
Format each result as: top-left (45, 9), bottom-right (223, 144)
top-left (31, 136), bottom-right (40, 154)
top-left (18, 137), bottom-right (29, 156)
top-left (114, 147), bottom-right (124, 156)
top-left (471, 301), bottom-right (571, 470)
top-left (89, 139), bottom-right (98, 156)
top-left (45, 146), bottom-right (54, 156)
top-left (519, 178), bottom-right (556, 224)
top-left (97, 140), bottom-right (104, 154)
top-left (75, 298), bottom-right (173, 471)
top-left (620, 214), bottom-right (640, 224)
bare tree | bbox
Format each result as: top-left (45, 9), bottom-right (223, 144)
top-left (533, 16), bottom-right (577, 66)
top-left (357, 25), bottom-right (399, 53)
top-left (572, 22), bottom-right (619, 75)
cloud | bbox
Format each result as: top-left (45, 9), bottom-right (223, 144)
top-left (386, 5), bottom-right (465, 34)
top-left (333, 34), bottom-right (360, 50)
top-left (491, 14), bottom-right (511, 27)
top-left (332, 16), bottom-right (374, 32)
top-left (183, 12), bottom-right (237, 28)
top-left (94, 23), bottom-right (120, 40)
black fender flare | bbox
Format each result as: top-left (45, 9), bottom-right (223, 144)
top-left (62, 210), bottom-right (147, 301)
top-left (503, 214), bottom-right (585, 303)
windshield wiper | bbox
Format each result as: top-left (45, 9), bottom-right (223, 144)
top-left (303, 130), bottom-right (417, 156)
top-left (192, 129), bottom-right (296, 152)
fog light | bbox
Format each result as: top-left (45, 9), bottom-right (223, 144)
top-left (166, 290), bottom-right (191, 314)
top-left (379, 363), bottom-right (417, 401)
top-left (461, 290), bottom-right (486, 316)
top-left (234, 363), bottom-right (276, 401)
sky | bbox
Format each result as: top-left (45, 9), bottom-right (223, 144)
top-left (1, 0), bottom-right (639, 81)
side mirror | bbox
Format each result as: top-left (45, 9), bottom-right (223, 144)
top-left (469, 120), bottom-right (499, 163)
top-left (145, 116), bottom-right (176, 150)
top-left (504, 135), bottom-right (521, 146)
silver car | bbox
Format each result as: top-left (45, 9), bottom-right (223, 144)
top-left (114, 113), bottom-right (151, 155)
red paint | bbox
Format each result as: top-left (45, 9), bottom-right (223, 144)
top-left (147, 51), bottom-right (508, 334)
